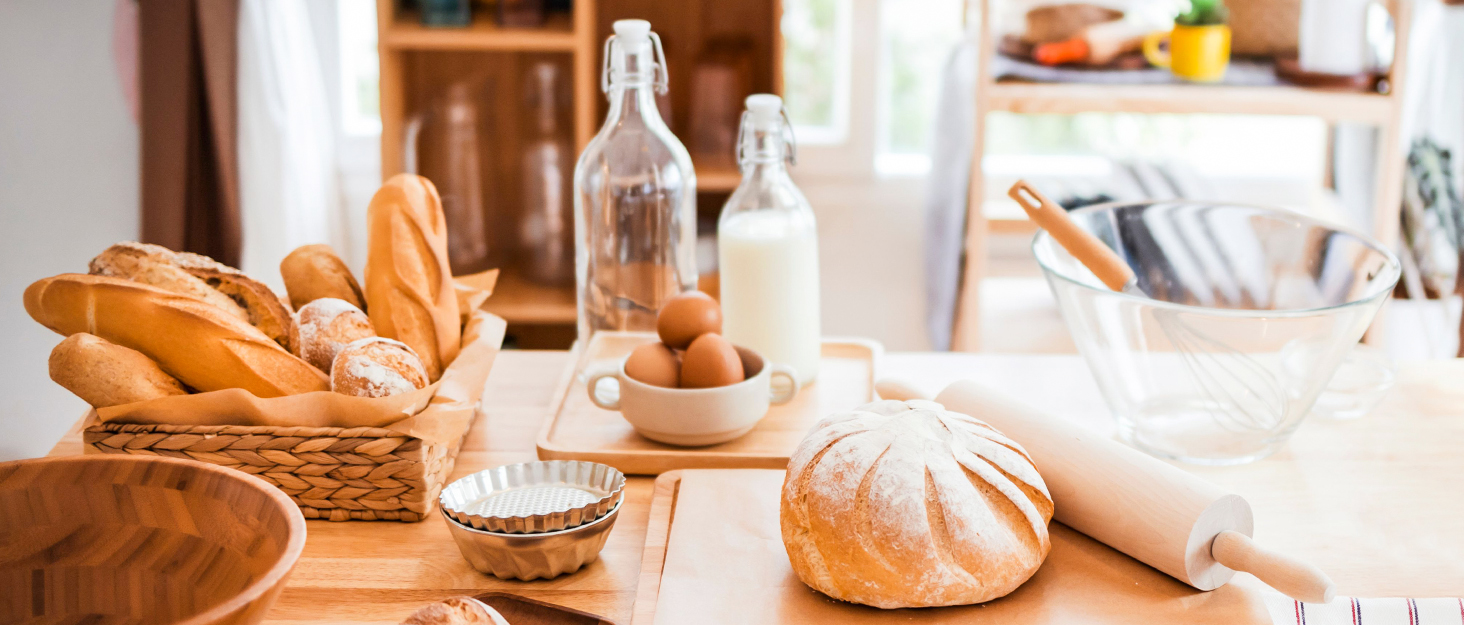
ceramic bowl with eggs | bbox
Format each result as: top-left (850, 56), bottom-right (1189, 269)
top-left (584, 291), bottom-right (800, 446)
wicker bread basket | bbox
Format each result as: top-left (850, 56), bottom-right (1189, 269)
top-left (81, 311), bottom-right (507, 522)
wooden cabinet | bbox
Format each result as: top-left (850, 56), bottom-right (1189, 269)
top-left (376, 0), bottom-right (781, 346)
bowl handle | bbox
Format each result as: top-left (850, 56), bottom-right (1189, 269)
top-left (769, 365), bottom-right (800, 406)
top-left (585, 364), bottom-right (622, 410)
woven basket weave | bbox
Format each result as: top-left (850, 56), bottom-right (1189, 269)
top-left (82, 419), bottom-right (467, 522)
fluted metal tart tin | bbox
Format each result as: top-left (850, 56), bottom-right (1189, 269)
top-left (441, 499), bottom-right (622, 581)
top-left (439, 460), bottom-right (625, 533)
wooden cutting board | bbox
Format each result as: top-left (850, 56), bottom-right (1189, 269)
top-left (476, 593), bottom-right (615, 624)
top-left (537, 333), bottom-right (880, 475)
top-left (631, 470), bottom-right (1277, 625)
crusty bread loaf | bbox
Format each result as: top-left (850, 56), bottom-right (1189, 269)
top-left (25, 274), bottom-right (328, 397)
top-left (90, 241), bottom-right (297, 352)
top-left (297, 298), bottom-right (375, 373)
top-left (781, 399), bottom-right (1054, 609)
top-left (331, 337), bottom-right (428, 398)
top-left (280, 243), bottom-right (366, 311)
top-left (49, 333), bottom-right (188, 408)
top-left (172, 250), bottom-right (298, 352)
top-left (89, 242), bottom-right (250, 323)
top-left (400, 596), bottom-right (508, 625)
top-left (364, 174), bottom-right (461, 381)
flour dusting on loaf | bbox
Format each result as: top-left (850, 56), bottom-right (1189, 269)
top-left (781, 399), bottom-right (1054, 609)
top-left (331, 337), bottom-right (429, 398)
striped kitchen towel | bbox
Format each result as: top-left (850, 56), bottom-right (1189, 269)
top-left (1263, 596), bottom-right (1464, 624)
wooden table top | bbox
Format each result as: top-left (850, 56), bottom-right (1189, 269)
top-left (47, 351), bottom-right (1464, 624)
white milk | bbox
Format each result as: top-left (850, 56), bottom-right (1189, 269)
top-left (718, 210), bottom-right (821, 385)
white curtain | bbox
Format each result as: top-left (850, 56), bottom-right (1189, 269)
top-left (236, 0), bottom-right (348, 294)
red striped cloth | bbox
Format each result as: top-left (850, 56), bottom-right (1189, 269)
top-left (1263, 596), bottom-right (1464, 625)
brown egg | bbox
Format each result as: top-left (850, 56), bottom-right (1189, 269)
top-left (625, 342), bottom-right (681, 388)
top-left (657, 290), bottom-right (723, 350)
top-left (679, 333), bottom-right (745, 388)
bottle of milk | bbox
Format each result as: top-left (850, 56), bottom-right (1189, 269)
top-left (718, 94), bottom-right (821, 386)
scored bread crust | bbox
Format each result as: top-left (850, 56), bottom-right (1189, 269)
top-left (25, 274), bottom-right (328, 398)
top-left (280, 243), bottom-right (366, 311)
top-left (400, 596), bottom-right (509, 625)
top-left (89, 242), bottom-right (250, 324)
top-left (89, 242), bottom-right (297, 352)
top-left (780, 399), bottom-right (1055, 609)
top-left (49, 333), bottom-right (188, 408)
top-left (331, 337), bottom-right (429, 398)
top-left (297, 297), bottom-right (375, 373)
top-left (172, 250), bottom-right (298, 353)
top-left (364, 174), bottom-right (461, 381)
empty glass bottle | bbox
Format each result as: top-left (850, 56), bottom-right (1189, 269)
top-left (520, 61), bottom-right (573, 285)
top-left (573, 20), bottom-right (698, 343)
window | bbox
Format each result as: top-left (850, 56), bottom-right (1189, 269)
top-left (781, 0), bottom-right (852, 145)
top-left (337, 0), bottom-right (381, 136)
top-left (876, 0), bottom-right (964, 174)
top-left (781, 0), bottom-right (967, 177)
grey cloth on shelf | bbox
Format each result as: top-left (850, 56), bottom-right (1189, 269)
top-left (923, 34), bottom-right (980, 352)
top-left (991, 56), bottom-right (1282, 86)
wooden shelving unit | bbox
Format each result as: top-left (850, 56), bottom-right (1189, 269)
top-left (376, 0), bottom-right (781, 344)
top-left (949, 0), bottom-right (1415, 351)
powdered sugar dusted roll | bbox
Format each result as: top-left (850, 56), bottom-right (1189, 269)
top-left (331, 337), bottom-right (429, 398)
top-left (297, 298), bottom-right (375, 373)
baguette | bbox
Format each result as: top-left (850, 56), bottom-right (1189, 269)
top-left (172, 250), bottom-right (297, 352)
top-left (89, 242), bottom-right (250, 323)
top-left (25, 274), bottom-right (328, 397)
top-left (49, 333), bottom-right (188, 408)
top-left (364, 174), bottom-right (461, 381)
top-left (280, 244), bottom-right (366, 311)
top-left (89, 242), bottom-right (297, 352)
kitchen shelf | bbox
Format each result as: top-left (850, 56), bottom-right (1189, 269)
top-left (481, 271), bottom-right (578, 325)
top-left (697, 167), bottom-right (742, 192)
top-left (381, 10), bottom-right (577, 52)
top-left (988, 80), bottom-right (1395, 124)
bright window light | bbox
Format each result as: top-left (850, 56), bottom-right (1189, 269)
top-left (781, 0), bottom-right (852, 145)
top-left (875, 0), bottom-right (964, 176)
top-left (338, 0), bottom-right (381, 136)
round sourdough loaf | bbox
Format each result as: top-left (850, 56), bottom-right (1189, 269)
top-left (331, 337), bottom-right (429, 398)
top-left (780, 399), bottom-right (1054, 609)
top-left (297, 298), bottom-right (375, 373)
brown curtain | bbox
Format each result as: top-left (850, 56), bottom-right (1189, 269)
top-left (138, 0), bottom-right (242, 265)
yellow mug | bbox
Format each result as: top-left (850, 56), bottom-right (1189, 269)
top-left (1143, 24), bottom-right (1231, 82)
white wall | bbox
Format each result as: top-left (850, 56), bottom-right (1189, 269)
top-left (0, 1), bottom-right (139, 459)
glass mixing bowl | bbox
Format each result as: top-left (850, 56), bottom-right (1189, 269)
top-left (1034, 201), bottom-right (1400, 464)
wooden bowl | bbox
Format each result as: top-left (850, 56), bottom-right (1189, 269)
top-left (0, 454), bottom-right (307, 625)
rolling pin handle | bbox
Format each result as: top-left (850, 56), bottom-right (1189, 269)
top-left (1211, 530), bottom-right (1337, 604)
top-left (875, 378), bottom-right (932, 402)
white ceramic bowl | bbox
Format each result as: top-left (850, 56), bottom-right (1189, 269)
top-left (585, 346), bottom-right (798, 446)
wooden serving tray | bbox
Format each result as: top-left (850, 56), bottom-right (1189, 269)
top-left (631, 470), bottom-right (1277, 625)
top-left (537, 333), bottom-right (880, 475)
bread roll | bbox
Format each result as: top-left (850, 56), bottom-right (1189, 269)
top-left (297, 298), bottom-right (375, 373)
top-left (172, 250), bottom-right (298, 352)
top-left (89, 242), bottom-right (250, 323)
top-left (781, 399), bottom-right (1054, 609)
top-left (49, 333), bottom-right (188, 408)
top-left (401, 596), bottom-right (509, 625)
top-left (24, 274), bottom-right (328, 397)
top-left (364, 174), bottom-right (461, 381)
top-left (280, 243), bottom-right (365, 310)
top-left (331, 337), bottom-right (429, 398)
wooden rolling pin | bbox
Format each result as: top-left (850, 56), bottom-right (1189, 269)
top-left (875, 378), bottom-right (1336, 603)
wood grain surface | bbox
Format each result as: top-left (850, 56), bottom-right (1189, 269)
top-left (537, 335), bottom-right (879, 474)
top-left (1, 454), bottom-right (306, 625)
top-left (45, 351), bottom-right (1464, 624)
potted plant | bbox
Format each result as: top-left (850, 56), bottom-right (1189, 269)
top-left (1143, 0), bottom-right (1233, 82)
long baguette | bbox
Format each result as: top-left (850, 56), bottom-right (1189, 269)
top-left (25, 274), bottom-right (328, 397)
top-left (364, 174), bottom-right (461, 381)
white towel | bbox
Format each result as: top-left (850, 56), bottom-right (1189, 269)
top-left (1264, 595), bottom-right (1464, 625)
